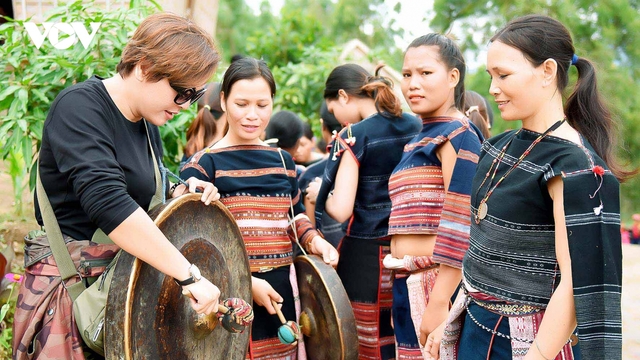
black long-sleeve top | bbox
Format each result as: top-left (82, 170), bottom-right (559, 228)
top-left (36, 76), bottom-right (163, 241)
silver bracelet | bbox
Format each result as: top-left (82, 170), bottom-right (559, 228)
top-left (534, 339), bottom-right (552, 360)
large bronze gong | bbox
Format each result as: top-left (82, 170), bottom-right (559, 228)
top-left (104, 194), bottom-right (252, 359)
top-left (294, 255), bottom-right (358, 359)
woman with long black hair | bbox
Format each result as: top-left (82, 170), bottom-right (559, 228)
top-left (438, 14), bottom-right (633, 360)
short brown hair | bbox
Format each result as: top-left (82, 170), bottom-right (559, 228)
top-left (116, 12), bottom-right (220, 88)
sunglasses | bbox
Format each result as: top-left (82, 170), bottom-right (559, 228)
top-left (170, 84), bottom-right (207, 105)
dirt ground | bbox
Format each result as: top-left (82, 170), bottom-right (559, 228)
top-left (0, 164), bottom-right (639, 356)
top-left (0, 166), bottom-right (37, 273)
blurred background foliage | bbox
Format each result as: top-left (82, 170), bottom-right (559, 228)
top-left (0, 1), bottom-right (639, 354)
top-left (429, 0), bottom-right (640, 218)
top-left (0, 0), bottom-right (639, 217)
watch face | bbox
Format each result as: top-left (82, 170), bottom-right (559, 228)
top-left (190, 265), bottom-right (202, 281)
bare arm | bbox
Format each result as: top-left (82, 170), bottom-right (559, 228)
top-left (524, 176), bottom-right (576, 360)
top-left (325, 151), bottom-right (358, 223)
top-left (304, 192), bottom-right (317, 227)
top-left (431, 142), bottom-right (464, 306)
top-left (108, 178), bottom-right (221, 315)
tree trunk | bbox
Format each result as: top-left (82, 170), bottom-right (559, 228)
top-left (158, 0), bottom-right (219, 39)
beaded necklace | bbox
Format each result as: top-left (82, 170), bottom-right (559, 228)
top-left (474, 119), bottom-right (566, 224)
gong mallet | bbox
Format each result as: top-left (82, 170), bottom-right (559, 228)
top-left (270, 299), bottom-right (301, 345)
top-left (217, 297), bottom-right (254, 333)
top-left (183, 290), bottom-right (254, 338)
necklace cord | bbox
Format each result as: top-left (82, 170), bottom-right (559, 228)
top-left (474, 119), bottom-right (566, 223)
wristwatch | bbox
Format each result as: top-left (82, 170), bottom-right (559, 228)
top-left (174, 264), bottom-right (202, 287)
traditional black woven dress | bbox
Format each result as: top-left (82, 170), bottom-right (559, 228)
top-left (315, 112), bottom-right (421, 359)
top-left (442, 128), bottom-right (622, 359)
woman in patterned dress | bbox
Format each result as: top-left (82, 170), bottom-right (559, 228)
top-left (180, 57), bottom-right (338, 359)
top-left (386, 34), bottom-right (483, 360)
top-left (311, 63), bottom-right (422, 359)
top-left (439, 14), bottom-right (633, 360)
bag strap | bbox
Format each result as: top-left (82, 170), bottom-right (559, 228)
top-left (145, 120), bottom-right (164, 210)
top-left (36, 165), bottom-right (85, 300)
top-left (276, 148), bottom-right (307, 256)
top-left (35, 120), bottom-right (164, 300)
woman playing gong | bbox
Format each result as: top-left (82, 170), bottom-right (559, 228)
top-left (180, 57), bottom-right (338, 359)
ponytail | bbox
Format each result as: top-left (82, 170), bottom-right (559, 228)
top-left (465, 106), bottom-right (491, 139)
top-left (491, 14), bottom-right (636, 182)
top-left (566, 57), bottom-right (636, 181)
top-left (184, 107), bottom-right (218, 158)
top-left (360, 64), bottom-right (402, 118)
top-left (324, 63), bottom-right (403, 118)
top-left (465, 90), bottom-right (491, 139)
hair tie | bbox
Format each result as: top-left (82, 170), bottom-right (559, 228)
top-left (204, 104), bottom-right (211, 111)
top-left (465, 105), bottom-right (479, 117)
top-left (571, 54), bottom-right (579, 66)
top-left (379, 76), bottom-right (393, 88)
top-left (367, 76), bottom-right (393, 88)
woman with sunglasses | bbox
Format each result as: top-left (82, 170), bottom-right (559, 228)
top-left (180, 57), bottom-right (338, 359)
top-left (13, 13), bottom-right (222, 359)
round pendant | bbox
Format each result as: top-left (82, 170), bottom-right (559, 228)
top-left (478, 202), bottom-right (488, 221)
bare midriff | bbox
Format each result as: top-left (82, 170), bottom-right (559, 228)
top-left (390, 233), bottom-right (436, 258)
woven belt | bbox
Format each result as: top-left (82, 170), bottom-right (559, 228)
top-left (393, 263), bottom-right (440, 275)
top-left (470, 296), bottom-right (542, 317)
top-left (465, 296), bottom-right (576, 345)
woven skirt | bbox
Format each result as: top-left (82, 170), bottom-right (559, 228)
top-left (442, 293), bottom-right (580, 360)
top-left (247, 265), bottom-right (306, 360)
top-left (337, 236), bottom-right (394, 360)
top-left (392, 266), bottom-right (439, 359)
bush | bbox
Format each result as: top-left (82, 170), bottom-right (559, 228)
top-left (0, 0), bottom-right (197, 210)
top-left (270, 46), bottom-right (340, 136)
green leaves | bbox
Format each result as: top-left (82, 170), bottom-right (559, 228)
top-left (0, 303), bottom-right (10, 323)
top-left (0, 86), bottom-right (21, 103)
top-left (160, 108), bottom-right (196, 175)
top-left (433, 0), bottom-right (640, 218)
top-left (270, 47), bottom-right (340, 137)
top-left (0, 0), bottom-right (155, 213)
